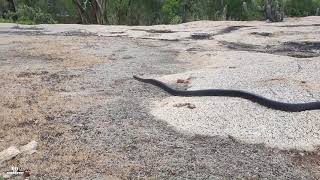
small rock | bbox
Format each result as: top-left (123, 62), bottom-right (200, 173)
top-left (191, 32), bottom-right (212, 39)
top-left (122, 55), bottom-right (134, 59)
top-left (173, 103), bottom-right (196, 109)
top-left (20, 140), bottom-right (38, 155)
top-left (173, 103), bottom-right (189, 108)
top-left (187, 104), bottom-right (196, 109)
top-left (176, 78), bottom-right (191, 84)
top-left (177, 79), bottom-right (188, 84)
top-left (0, 140), bottom-right (38, 164)
top-left (0, 146), bottom-right (21, 163)
top-left (75, 123), bottom-right (84, 127)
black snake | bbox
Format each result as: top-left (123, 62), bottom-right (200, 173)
top-left (133, 75), bottom-right (320, 112)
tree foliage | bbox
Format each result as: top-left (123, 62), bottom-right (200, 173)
top-left (285, 0), bottom-right (320, 16)
top-left (0, 0), bottom-right (319, 25)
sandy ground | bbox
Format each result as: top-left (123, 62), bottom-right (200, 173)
top-left (0, 16), bottom-right (320, 179)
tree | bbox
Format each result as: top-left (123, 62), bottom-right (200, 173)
top-left (93, 0), bottom-right (106, 24)
top-left (265, 0), bottom-right (284, 22)
top-left (72, 0), bottom-right (90, 24)
top-left (7, 0), bottom-right (16, 12)
top-left (72, 0), bottom-right (107, 24)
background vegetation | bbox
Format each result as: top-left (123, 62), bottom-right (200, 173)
top-left (0, 0), bottom-right (319, 25)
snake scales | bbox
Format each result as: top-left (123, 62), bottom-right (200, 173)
top-left (133, 75), bottom-right (320, 112)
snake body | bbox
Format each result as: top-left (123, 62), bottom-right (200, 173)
top-left (133, 75), bottom-right (320, 112)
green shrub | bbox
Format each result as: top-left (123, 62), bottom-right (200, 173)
top-left (16, 5), bottom-right (37, 21)
top-left (285, 0), bottom-right (319, 16)
top-left (162, 0), bottom-right (181, 23)
top-left (170, 15), bottom-right (182, 24)
top-left (33, 10), bottom-right (56, 24)
top-left (0, 18), bottom-right (14, 23)
top-left (244, 10), bottom-right (265, 20)
top-left (3, 5), bottom-right (55, 24)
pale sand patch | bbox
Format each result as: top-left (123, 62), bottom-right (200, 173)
top-left (151, 52), bottom-right (320, 151)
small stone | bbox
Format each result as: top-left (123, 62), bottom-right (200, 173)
top-left (122, 55), bottom-right (134, 59)
top-left (176, 79), bottom-right (190, 84)
top-left (173, 103), bottom-right (196, 109)
top-left (187, 104), bottom-right (196, 109)
top-left (75, 123), bottom-right (84, 127)
top-left (0, 146), bottom-right (21, 163)
top-left (20, 140), bottom-right (38, 155)
top-left (191, 32), bottom-right (212, 39)
top-left (173, 103), bottom-right (189, 107)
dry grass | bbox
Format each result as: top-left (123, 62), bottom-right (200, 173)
top-left (3, 36), bottom-right (106, 68)
top-left (0, 35), bottom-right (115, 178)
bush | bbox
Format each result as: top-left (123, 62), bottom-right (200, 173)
top-left (244, 10), bottom-right (265, 21)
top-left (3, 5), bottom-right (55, 24)
top-left (162, 0), bottom-right (181, 23)
top-left (285, 0), bottom-right (319, 16)
top-left (0, 18), bottom-right (14, 23)
top-left (33, 10), bottom-right (56, 24)
top-left (170, 15), bottom-right (182, 24)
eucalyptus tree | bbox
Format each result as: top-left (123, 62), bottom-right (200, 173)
top-left (72, 0), bottom-right (106, 24)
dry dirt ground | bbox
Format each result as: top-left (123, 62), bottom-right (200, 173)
top-left (0, 17), bottom-right (320, 179)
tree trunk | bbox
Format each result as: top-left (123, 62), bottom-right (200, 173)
top-left (72, 0), bottom-right (90, 24)
top-left (116, 0), bottom-right (123, 24)
top-left (264, 0), bottom-right (284, 22)
top-left (7, 0), bottom-right (16, 12)
top-left (47, 0), bottom-right (55, 14)
top-left (92, 0), bottom-right (106, 24)
top-left (6, 0), bottom-right (17, 20)
top-left (72, 0), bottom-right (107, 24)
